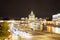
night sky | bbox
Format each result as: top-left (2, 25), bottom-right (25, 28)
top-left (0, 0), bottom-right (60, 19)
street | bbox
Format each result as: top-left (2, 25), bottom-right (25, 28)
top-left (11, 24), bottom-right (60, 40)
top-left (20, 31), bottom-right (60, 40)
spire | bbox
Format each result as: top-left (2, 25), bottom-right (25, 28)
top-left (29, 10), bottom-right (35, 16)
top-left (31, 11), bottom-right (34, 15)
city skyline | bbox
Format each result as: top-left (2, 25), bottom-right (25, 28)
top-left (0, 0), bottom-right (60, 19)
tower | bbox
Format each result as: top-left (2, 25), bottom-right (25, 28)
top-left (28, 11), bottom-right (35, 21)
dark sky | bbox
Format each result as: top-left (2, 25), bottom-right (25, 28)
top-left (0, 0), bottom-right (60, 19)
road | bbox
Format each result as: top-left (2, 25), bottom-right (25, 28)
top-left (12, 24), bottom-right (60, 40)
top-left (20, 31), bottom-right (60, 40)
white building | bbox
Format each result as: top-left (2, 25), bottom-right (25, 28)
top-left (28, 11), bottom-right (35, 21)
top-left (52, 13), bottom-right (60, 34)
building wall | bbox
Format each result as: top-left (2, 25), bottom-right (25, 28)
top-left (52, 14), bottom-right (60, 34)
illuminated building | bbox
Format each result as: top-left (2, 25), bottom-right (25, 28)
top-left (28, 11), bottom-right (35, 21)
top-left (46, 21), bottom-right (53, 32)
top-left (52, 13), bottom-right (60, 34)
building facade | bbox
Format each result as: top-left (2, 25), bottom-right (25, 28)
top-left (52, 13), bottom-right (60, 34)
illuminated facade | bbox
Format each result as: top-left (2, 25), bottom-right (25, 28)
top-left (19, 11), bottom-right (43, 31)
top-left (52, 13), bottom-right (60, 34)
top-left (28, 11), bottom-right (35, 21)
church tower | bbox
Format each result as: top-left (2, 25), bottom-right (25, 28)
top-left (28, 11), bottom-right (35, 21)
